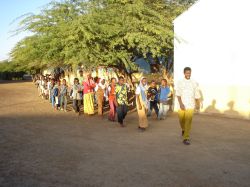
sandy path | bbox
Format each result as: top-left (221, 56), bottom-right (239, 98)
top-left (0, 81), bottom-right (250, 187)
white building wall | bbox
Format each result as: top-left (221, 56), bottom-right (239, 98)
top-left (174, 0), bottom-right (250, 119)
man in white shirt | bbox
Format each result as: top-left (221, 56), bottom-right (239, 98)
top-left (176, 67), bottom-right (201, 145)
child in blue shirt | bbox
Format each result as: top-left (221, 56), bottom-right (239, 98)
top-left (158, 79), bottom-right (171, 120)
top-left (60, 79), bottom-right (68, 112)
top-left (52, 80), bottom-right (60, 110)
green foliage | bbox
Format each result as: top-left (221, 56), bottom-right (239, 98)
top-left (0, 60), bottom-right (12, 72)
top-left (10, 0), bottom-right (196, 74)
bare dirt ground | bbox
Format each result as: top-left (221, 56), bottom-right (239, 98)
top-left (0, 81), bottom-right (250, 187)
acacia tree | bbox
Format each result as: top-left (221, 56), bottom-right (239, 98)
top-left (11, 0), bottom-right (88, 72)
top-left (65, 0), bottom-right (178, 80)
top-left (11, 0), bottom-right (196, 78)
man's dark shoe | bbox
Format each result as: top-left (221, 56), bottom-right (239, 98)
top-left (138, 127), bottom-right (146, 132)
top-left (183, 139), bottom-right (190, 145)
top-left (120, 123), bottom-right (125, 127)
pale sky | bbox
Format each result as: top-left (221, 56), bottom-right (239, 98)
top-left (0, 0), bottom-right (53, 61)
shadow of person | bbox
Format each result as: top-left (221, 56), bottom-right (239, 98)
top-left (249, 99), bottom-right (250, 119)
top-left (204, 99), bottom-right (220, 113)
top-left (224, 100), bottom-right (240, 116)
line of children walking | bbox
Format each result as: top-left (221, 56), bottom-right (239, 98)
top-left (34, 67), bottom-right (200, 145)
top-left (34, 74), bottom-right (173, 129)
top-left (35, 75), bottom-right (69, 112)
top-left (135, 78), bottom-right (172, 131)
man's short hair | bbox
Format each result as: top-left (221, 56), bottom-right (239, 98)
top-left (184, 67), bottom-right (192, 73)
top-left (118, 76), bottom-right (124, 80)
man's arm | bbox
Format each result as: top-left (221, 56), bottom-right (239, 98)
top-left (195, 99), bottom-right (200, 110)
top-left (177, 96), bottom-right (185, 110)
top-left (194, 84), bottom-right (201, 110)
top-left (176, 81), bottom-right (185, 110)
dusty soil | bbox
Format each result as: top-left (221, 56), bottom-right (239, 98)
top-left (0, 81), bottom-right (250, 187)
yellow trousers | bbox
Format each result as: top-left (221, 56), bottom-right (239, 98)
top-left (84, 93), bottom-right (94, 115)
top-left (178, 109), bottom-right (194, 140)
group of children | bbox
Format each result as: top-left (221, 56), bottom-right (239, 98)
top-left (34, 72), bottom-right (173, 129)
top-left (135, 77), bottom-right (173, 131)
top-left (35, 76), bottom-right (69, 112)
top-left (148, 79), bottom-right (172, 120)
top-left (34, 67), bottom-right (200, 145)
